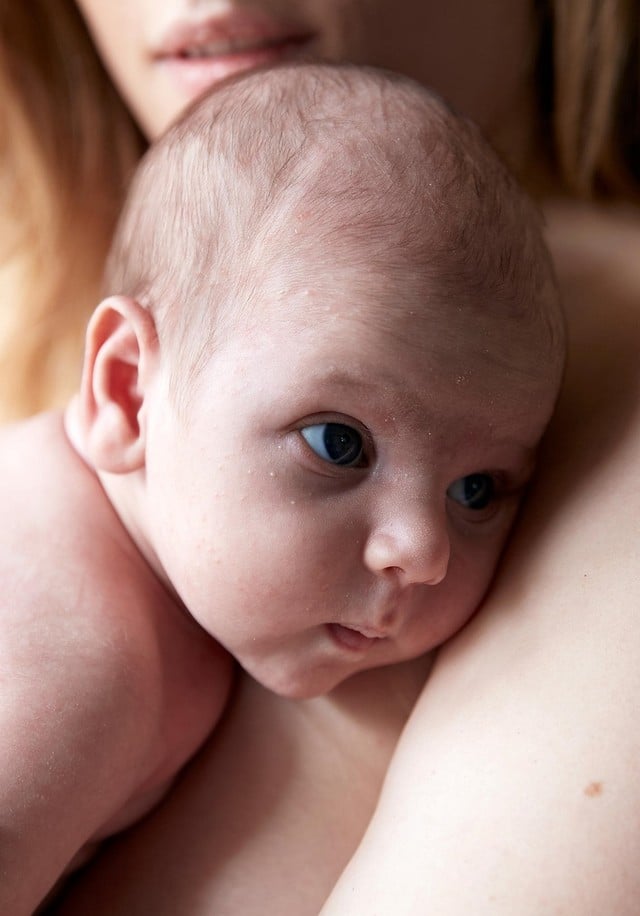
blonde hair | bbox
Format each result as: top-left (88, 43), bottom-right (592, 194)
top-left (0, 2), bottom-right (144, 421)
top-left (0, 0), bottom-right (635, 419)
top-left (539, 0), bottom-right (640, 197)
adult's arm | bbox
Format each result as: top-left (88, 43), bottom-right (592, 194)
top-left (321, 202), bottom-right (640, 914)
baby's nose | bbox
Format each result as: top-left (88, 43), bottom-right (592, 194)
top-left (363, 504), bottom-right (450, 587)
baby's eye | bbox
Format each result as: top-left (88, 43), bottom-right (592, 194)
top-left (447, 473), bottom-right (495, 510)
top-left (301, 423), bottom-right (366, 467)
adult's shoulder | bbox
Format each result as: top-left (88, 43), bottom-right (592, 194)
top-left (545, 198), bottom-right (640, 353)
top-left (542, 200), bottom-right (640, 480)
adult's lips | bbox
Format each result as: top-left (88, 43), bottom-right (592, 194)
top-left (154, 10), bottom-right (315, 97)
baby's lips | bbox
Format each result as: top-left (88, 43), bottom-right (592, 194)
top-left (327, 622), bottom-right (386, 652)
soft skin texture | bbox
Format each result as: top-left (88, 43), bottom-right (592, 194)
top-left (132, 270), bottom-right (554, 699)
top-left (0, 413), bottom-right (232, 916)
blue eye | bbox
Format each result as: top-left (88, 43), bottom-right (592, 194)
top-left (301, 423), bottom-right (365, 467)
top-left (447, 473), bottom-right (495, 510)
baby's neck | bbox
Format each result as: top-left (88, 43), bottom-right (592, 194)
top-left (63, 395), bottom-right (178, 608)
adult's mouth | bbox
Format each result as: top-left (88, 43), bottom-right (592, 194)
top-left (154, 10), bottom-right (315, 99)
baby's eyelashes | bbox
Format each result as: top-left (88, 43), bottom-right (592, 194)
top-left (294, 419), bottom-right (532, 524)
top-left (446, 473), bottom-right (495, 511)
top-left (300, 423), bottom-right (368, 468)
top-left (446, 468), bottom-right (532, 525)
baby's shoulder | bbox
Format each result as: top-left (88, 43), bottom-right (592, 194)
top-left (0, 411), bottom-right (151, 625)
top-left (0, 410), bottom-right (109, 545)
top-left (0, 410), bottom-right (96, 549)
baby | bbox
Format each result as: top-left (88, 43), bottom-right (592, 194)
top-left (0, 63), bottom-right (564, 913)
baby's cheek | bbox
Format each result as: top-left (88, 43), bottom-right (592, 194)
top-left (441, 546), bottom-right (499, 627)
top-left (461, 528), bottom-right (509, 616)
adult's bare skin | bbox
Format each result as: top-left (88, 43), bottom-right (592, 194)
top-left (50, 199), bottom-right (640, 915)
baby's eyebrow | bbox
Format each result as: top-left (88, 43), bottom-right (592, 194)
top-left (309, 368), bottom-right (396, 395)
top-left (312, 370), bottom-right (371, 390)
top-left (307, 369), bottom-right (545, 457)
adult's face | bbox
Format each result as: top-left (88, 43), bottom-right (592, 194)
top-left (75, 0), bottom-right (536, 142)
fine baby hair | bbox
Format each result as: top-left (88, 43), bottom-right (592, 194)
top-left (103, 61), bottom-right (564, 401)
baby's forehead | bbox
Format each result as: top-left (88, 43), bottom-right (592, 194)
top-left (117, 64), bottom-right (562, 413)
top-left (251, 244), bottom-right (553, 376)
top-left (225, 276), bottom-right (560, 459)
top-left (246, 130), bottom-right (546, 306)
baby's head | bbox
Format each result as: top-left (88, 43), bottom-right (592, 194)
top-left (76, 63), bottom-right (565, 698)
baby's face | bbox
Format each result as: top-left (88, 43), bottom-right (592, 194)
top-left (143, 254), bottom-right (558, 698)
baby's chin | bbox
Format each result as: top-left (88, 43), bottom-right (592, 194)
top-left (246, 660), bottom-right (362, 700)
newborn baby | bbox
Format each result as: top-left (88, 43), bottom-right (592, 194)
top-left (0, 62), bottom-right (565, 914)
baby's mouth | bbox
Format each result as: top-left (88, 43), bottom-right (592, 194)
top-left (327, 622), bottom-right (387, 653)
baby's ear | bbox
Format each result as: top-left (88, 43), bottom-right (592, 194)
top-left (78, 295), bottom-right (159, 473)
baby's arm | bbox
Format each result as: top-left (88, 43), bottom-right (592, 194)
top-left (0, 628), bottom-right (158, 914)
top-left (0, 577), bottom-right (232, 916)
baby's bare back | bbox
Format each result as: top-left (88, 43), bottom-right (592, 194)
top-left (0, 412), bottom-right (232, 915)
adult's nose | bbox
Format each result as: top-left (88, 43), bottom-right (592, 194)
top-left (363, 500), bottom-right (451, 588)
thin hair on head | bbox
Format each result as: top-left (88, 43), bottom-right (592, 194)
top-left (104, 61), bottom-right (565, 404)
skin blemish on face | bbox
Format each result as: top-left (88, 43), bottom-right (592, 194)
top-left (584, 781), bottom-right (604, 798)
